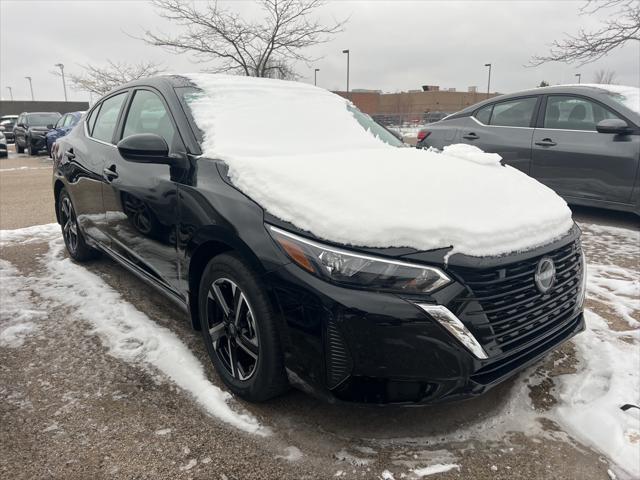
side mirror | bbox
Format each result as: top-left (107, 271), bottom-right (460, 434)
top-left (117, 133), bottom-right (170, 163)
top-left (46, 124), bottom-right (54, 130)
top-left (596, 118), bottom-right (632, 135)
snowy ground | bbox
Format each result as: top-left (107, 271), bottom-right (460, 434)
top-left (1, 213), bottom-right (638, 479)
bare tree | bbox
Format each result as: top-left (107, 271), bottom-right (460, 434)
top-left (593, 68), bottom-right (618, 83)
top-left (530, 0), bottom-right (640, 65)
top-left (141, 0), bottom-right (346, 78)
top-left (59, 60), bottom-right (166, 96)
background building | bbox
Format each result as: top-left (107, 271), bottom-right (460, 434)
top-left (335, 86), bottom-right (499, 126)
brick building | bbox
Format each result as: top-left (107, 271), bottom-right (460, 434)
top-left (334, 87), bottom-right (499, 122)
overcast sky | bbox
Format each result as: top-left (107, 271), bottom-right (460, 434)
top-left (1, 0), bottom-right (638, 102)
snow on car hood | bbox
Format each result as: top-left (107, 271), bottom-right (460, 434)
top-left (185, 74), bottom-right (573, 257)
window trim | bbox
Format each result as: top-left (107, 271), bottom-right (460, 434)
top-left (536, 93), bottom-right (634, 132)
top-left (84, 90), bottom-right (130, 147)
top-left (471, 95), bottom-right (541, 129)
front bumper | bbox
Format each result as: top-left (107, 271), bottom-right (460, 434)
top-left (29, 133), bottom-right (47, 150)
top-left (266, 233), bottom-right (584, 405)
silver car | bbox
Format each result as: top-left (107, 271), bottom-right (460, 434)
top-left (416, 85), bottom-right (640, 215)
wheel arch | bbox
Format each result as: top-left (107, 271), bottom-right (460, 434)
top-left (186, 226), bottom-right (267, 331)
top-left (53, 179), bottom-right (65, 224)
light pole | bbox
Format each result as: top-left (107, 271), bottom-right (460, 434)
top-left (6, 86), bottom-right (13, 100)
top-left (25, 76), bottom-right (34, 100)
top-left (55, 63), bottom-right (68, 101)
top-left (314, 68), bottom-right (320, 86)
top-left (484, 63), bottom-right (492, 95)
top-left (575, 73), bottom-right (581, 84)
top-left (342, 49), bottom-right (350, 96)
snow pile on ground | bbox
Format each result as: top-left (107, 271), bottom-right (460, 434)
top-left (185, 74), bottom-right (573, 257)
top-left (0, 224), bottom-right (267, 436)
top-left (0, 222), bottom-right (59, 246)
top-left (0, 260), bottom-right (46, 347)
top-left (587, 263), bottom-right (639, 327)
top-left (553, 311), bottom-right (639, 477)
top-left (412, 463), bottom-right (460, 477)
top-left (37, 237), bottom-right (268, 435)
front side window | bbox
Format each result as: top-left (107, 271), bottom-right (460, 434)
top-left (489, 97), bottom-right (537, 127)
top-left (56, 115), bottom-right (67, 128)
top-left (122, 89), bottom-right (176, 146)
top-left (91, 92), bottom-right (127, 143)
top-left (544, 96), bottom-right (622, 131)
top-left (63, 115), bottom-right (75, 127)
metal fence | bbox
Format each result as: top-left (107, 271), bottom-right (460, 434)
top-left (372, 111), bottom-right (453, 137)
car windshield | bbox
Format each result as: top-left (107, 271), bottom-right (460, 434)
top-left (603, 90), bottom-right (640, 114)
top-left (27, 113), bottom-right (60, 126)
top-left (176, 86), bottom-right (404, 149)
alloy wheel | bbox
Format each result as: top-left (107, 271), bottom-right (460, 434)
top-left (60, 196), bottom-right (79, 254)
top-left (205, 277), bottom-right (260, 381)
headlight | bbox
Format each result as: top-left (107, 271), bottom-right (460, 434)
top-left (268, 225), bottom-right (451, 294)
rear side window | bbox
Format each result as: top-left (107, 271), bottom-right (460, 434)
top-left (490, 97), bottom-right (538, 127)
top-left (122, 89), bottom-right (176, 147)
top-left (91, 92), bottom-right (127, 143)
top-left (544, 95), bottom-right (622, 131)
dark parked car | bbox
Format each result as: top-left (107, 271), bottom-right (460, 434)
top-left (45, 111), bottom-right (84, 157)
top-left (0, 130), bottom-right (7, 157)
top-left (14, 111), bottom-right (61, 155)
top-left (52, 76), bottom-right (586, 405)
top-left (0, 115), bottom-right (18, 143)
top-left (416, 85), bottom-right (640, 215)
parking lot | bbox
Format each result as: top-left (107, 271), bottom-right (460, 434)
top-left (1, 144), bottom-right (639, 479)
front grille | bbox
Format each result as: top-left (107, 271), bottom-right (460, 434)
top-left (453, 240), bottom-right (582, 357)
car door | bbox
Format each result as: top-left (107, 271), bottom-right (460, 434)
top-left (457, 96), bottom-right (540, 174)
top-left (101, 87), bottom-right (182, 294)
top-left (65, 91), bottom-right (129, 245)
top-left (531, 95), bottom-right (639, 204)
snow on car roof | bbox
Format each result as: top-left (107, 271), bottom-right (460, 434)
top-left (185, 74), bottom-right (573, 257)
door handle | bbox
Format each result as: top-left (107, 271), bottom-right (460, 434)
top-left (103, 166), bottom-right (118, 182)
top-left (64, 149), bottom-right (75, 160)
top-left (462, 132), bottom-right (479, 140)
top-left (535, 138), bottom-right (557, 147)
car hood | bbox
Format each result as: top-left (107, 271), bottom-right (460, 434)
top-left (217, 143), bottom-right (574, 259)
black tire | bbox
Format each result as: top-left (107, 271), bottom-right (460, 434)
top-left (16, 141), bottom-right (24, 154)
top-left (27, 138), bottom-right (37, 156)
top-left (199, 253), bottom-right (288, 402)
top-left (57, 188), bottom-right (98, 262)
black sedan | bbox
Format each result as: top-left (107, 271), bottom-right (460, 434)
top-left (52, 75), bottom-right (586, 405)
top-left (416, 85), bottom-right (640, 215)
